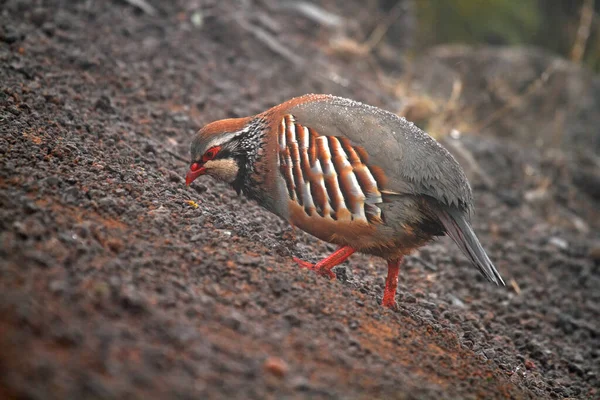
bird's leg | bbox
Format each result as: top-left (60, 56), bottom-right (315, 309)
top-left (293, 246), bottom-right (355, 279)
top-left (382, 257), bottom-right (403, 309)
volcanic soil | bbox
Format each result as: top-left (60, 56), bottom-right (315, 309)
top-left (1, 1), bottom-right (599, 399)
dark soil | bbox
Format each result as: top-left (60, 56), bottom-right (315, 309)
top-left (1, 1), bottom-right (599, 399)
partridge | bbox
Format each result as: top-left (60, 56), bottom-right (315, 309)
top-left (185, 94), bottom-right (504, 308)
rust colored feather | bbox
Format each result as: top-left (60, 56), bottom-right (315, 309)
top-left (339, 137), bottom-right (361, 165)
top-left (369, 164), bottom-right (388, 188)
top-left (353, 146), bottom-right (370, 164)
top-left (280, 148), bottom-right (296, 200)
top-left (308, 127), bottom-right (318, 167)
top-left (276, 114), bottom-right (384, 223)
top-left (286, 120), bottom-right (305, 206)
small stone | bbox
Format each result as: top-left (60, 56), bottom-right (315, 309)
top-left (44, 176), bottom-right (61, 186)
top-left (41, 22), bottom-right (56, 36)
top-left (483, 348), bottom-right (496, 359)
top-left (190, 11), bottom-right (204, 28)
top-left (62, 186), bottom-right (80, 203)
top-left (193, 184), bottom-right (207, 194)
top-left (0, 26), bottom-right (24, 44)
top-left (143, 142), bottom-right (156, 154)
top-left (525, 359), bottom-right (536, 370)
top-left (568, 362), bottom-right (585, 376)
top-left (403, 293), bottom-right (417, 303)
top-left (120, 286), bottom-right (148, 315)
top-left (106, 238), bottom-right (124, 253)
top-left (448, 294), bottom-right (466, 308)
top-left (30, 8), bottom-right (48, 26)
top-left (98, 196), bottom-right (118, 209)
top-left (222, 311), bottom-right (244, 331)
top-left (52, 327), bottom-right (83, 347)
top-left (94, 95), bottom-right (114, 113)
top-left (348, 320), bottom-right (359, 330)
top-left (49, 280), bottom-right (67, 294)
top-left (263, 357), bottom-right (288, 378)
top-left (419, 300), bottom-right (437, 310)
top-left (238, 255), bottom-right (261, 265)
top-left (548, 237), bottom-right (568, 250)
top-left (283, 311), bottom-right (302, 327)
top-left (168, 170), bottom-right (181, 183)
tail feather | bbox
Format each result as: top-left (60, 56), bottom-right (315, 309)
top-left (436, 207), bottom-right (505, 286)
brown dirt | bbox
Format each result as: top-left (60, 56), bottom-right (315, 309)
top-left (1, 1), bottom-right (599, 399)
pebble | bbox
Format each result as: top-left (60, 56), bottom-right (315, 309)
top-left (237, 255), bottom-right (261, 265)
top-left (30, 7), bottom-right (48, 26)
top-left (0, 26), bottom-right (24, 44)
top-left (94, 95), bottom-right (114, 113)
top-left (263, 357), bottom-right (289, 378)
top-left (49, 280), bottom-right (67, 294)
top-left (483, 348), bottom-right (496, 359)
top-left (168, 170), bottom-right (181, 183)
top-left (448, 294), bottom-right (466, 308)
top-left (44, 176), bottom-right (61, 186)
top-left (548, 237), bottom-right (568, 250)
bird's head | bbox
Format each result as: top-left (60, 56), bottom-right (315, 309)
top-left (185, 117), bottom-right (264, 187)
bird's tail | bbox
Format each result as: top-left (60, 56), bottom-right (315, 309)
top-left (435, 207), bottom-right (505, 286)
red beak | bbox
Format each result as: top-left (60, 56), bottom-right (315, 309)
top-left (185, 166), bottom-right (206, 186)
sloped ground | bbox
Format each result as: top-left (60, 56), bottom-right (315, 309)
top-left (1, 1), bottom-right (599, 399)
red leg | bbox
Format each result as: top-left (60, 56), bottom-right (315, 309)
top-left (382, 257), bottom-right (403, 309)
top-left (293, 246), bottom-right (355, 279)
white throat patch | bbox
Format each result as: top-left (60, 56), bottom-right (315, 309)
top-left (204, 159), bottom-right (239, 183)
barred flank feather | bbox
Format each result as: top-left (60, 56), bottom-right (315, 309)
top-left (277, 114), bottom-right (384, 223)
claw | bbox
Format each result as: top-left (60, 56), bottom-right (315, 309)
top-left (292, 257), bottom-right (313, 269)
top-left (293, 257), bottom-right (336, 280)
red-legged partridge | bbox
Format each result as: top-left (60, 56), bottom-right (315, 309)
top-left (186, 94), bottom-right (504, 308)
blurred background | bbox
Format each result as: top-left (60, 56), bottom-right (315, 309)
top-left (415, 0), bottom-right (599, 70)
top-left (347, 0), bottom-right (600, 69)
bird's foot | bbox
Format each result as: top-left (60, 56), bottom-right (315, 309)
top-left (293, 257), bottom-right (336, 280)
top-left (381, 294), bottom-right (398, 310)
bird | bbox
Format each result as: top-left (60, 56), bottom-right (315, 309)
top-left (185, 94), bottom-right (504, 308)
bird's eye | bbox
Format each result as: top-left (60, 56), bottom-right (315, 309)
top-left (202, 146), bottom-right (220, 162)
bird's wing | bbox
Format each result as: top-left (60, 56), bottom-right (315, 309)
top-left (285, 95), bottom-right (474, 215)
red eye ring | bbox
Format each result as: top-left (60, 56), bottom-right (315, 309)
top-left (202, 146), bottom-right (221, 162)
top-left (190, 162), bottom-right (201, 172)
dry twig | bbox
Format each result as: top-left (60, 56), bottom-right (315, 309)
top-left (235, 17), bottom-right (303, 65)
top-left (570, 0), bottom-right (595, 63)
top-left (363, 0), bottom-right (406, 52)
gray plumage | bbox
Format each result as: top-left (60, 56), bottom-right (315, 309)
top-left (289, 95), bottom-right (474, 215)
top-left (288, 95), bottom-right (503, 285)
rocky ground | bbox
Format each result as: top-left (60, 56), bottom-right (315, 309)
top-left (1, 1), bottom-right (599, 399)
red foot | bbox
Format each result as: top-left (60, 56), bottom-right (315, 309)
top-left (382, 257), bottom-right (403, 309)
top-left (293, 257), bottom-right (336, 279)
top-left (293, 246), bottom-right (355, 281)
